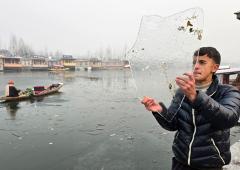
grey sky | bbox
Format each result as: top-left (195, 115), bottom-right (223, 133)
top-left (0, 0), bottom-right (239, 63)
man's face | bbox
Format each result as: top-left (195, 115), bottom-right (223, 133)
top-left (192, 54), bottom-right (219, 85)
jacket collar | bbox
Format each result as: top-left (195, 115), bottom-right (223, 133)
top-left (206, 75), bottom-right (219, 96)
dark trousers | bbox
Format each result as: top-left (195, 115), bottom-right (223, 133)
top-left (172, 157), bottom-right (223, 170)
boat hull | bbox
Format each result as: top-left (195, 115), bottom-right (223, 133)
top-left (0, 94), bottom-right (30, 102)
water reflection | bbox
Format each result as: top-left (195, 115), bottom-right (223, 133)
top-left (48, 71), bottom-right (77, 82)
top-left (5, 102), bottom-right (20, 120)
top-left (3, 91), bottom-right (64, 120)
top-left (76, 75), bottom-right (102, 81)
top-left (47, 69), bottom-right (134, 90)
top-left (88, 70), bottom-right (134, 90)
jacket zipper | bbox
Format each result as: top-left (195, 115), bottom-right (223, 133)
top-left (187, 89), bottom-right (217, 165)
top-left (188, 109), bottom-right (196, 165)
top-left (211, 138), bottom-right (225, 165)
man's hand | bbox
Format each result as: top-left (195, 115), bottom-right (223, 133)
top-left (175, 72), bottom-right (197, 102)
top-left (141, 96), bottom-right (162, 112)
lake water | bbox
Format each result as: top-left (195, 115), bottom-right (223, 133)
top-left (0, 70), bottom-right (239, 170)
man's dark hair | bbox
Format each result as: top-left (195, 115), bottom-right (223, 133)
top-left (194, 47), bottom-right (221, 64)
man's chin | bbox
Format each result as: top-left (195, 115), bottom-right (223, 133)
top-left (194, 76), bottom-right (203, 82)
top-left (194, 75), bottom-right (201, 80)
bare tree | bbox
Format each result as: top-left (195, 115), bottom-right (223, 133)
top-left (105, 46), bottom-right (112, 60)
top-left (54, 50), bottom-right (63, 59)
top-left (8, 35), bottom-right (35, 57)
top-left (18, 38), bottom-right (26, 57)
top-left (98, 47), bottom-right (104, 60)
top-left (44, 47), bottom-right (49, 57)
top-left (9, 35), bottom-right (18, 56)
top-left (18, 38), bottom-right (34, 57)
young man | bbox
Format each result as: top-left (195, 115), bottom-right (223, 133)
top-left (142, 47), bottom-right (240, 170)
top-left (5, 80), bottom-right (21, 97)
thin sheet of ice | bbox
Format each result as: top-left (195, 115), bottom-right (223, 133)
top-left (128, 8), bottom-right (204, 103)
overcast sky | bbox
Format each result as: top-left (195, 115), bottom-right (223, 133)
top-left (0, 0), bottom-right (239, 63)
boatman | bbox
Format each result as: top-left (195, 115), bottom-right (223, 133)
top-left (141, 47), bottom-right (240, 170)
top-left (5, 80), bottom-right (21, 97)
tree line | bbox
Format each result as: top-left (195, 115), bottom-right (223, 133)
top-left (1, 35), bottom-right (128, 59)
top-left (1, 35), bottom-right (63, 58)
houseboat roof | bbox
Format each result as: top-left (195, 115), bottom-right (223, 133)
top-left (0, 56), bottom-right (22, 59)
top-left (31, 57), bottom-right (47, 60)
top-left (62, 55), bottom-right (75, 59)
top-left (61, 57), bottom-right (76, 60)
top-left (216, 67), bottom-right (240, 75)
top-left (76, 58), bottom-right (90, 61)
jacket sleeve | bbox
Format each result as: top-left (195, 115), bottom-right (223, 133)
top-left (152, 89), bottom-right (184, 131)
top-left (192, 86), bottom-right (240, 129)
top-left (13, 87), bottom-right (20, 93)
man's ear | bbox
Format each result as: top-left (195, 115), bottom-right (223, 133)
top-left (212, 64), bottom-right (219, 73)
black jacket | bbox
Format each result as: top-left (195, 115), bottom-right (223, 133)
top-left (8, 86), bottom-right (20, 97)
top-left (152, 75), bottom-right (240, 168)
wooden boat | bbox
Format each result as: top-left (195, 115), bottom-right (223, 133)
top-left (216, 66), bottom-right (240, 90)
top-left (0, 94), bottom-right (30, 102)
top-left (48, 65), bottom-right (69, 71)
top-left (0, 83), bottom-right (63, 102)
top-left (33, 83), bottom-right (63, 96)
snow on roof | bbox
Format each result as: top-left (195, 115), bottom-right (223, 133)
top-left (216, 67), bottom-right (240, 74)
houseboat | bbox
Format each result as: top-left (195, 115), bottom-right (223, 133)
top-left (88, 58), bottom-right (130, 70)
top-left (89, 58), bottom-right (102, 70)
top-left (0, 56), bottom-right (3, 71)
top-left (216, 66), bottom-right (240, 90)
top-left (101, 59), bottom-right (130, 69)
top-left (75, 59), bottom-right (91, 71)
top-left (48, 59), bottom-right (62, 68)
top-left (21, 58), bottom-right (32, 71)
top-left (2, 56), bottom-right (23, 71)
top-left (31, 56), bottom-right (48, 71)
top-left (60, 55), bottom-right (76, 70)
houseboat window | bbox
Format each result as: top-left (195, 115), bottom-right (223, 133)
top-left (217, 75), bottom-right (223, 84)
